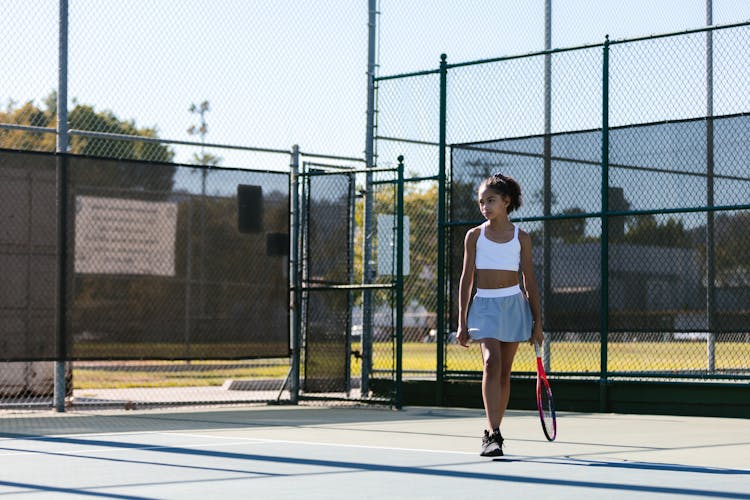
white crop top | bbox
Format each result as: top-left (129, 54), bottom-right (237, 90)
top-left (475, 223), bottom-right (520, 271)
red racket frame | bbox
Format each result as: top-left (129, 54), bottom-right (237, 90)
top-left (535, 342), bottom-right (557, 441)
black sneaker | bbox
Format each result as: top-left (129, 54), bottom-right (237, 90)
top-left (480, 429), bottom-right (504, 457)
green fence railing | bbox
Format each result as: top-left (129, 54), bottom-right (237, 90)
top-left (375, 21), bottom-right (750, 389)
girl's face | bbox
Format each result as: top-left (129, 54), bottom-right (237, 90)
top-left (478, 186), bottom-right (510, 219)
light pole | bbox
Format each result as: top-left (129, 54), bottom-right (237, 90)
top-left (188, 100), bottom-right (210, 158)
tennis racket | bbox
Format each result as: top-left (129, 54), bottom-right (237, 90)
top-left (535, 341), bottom-right (557, 441)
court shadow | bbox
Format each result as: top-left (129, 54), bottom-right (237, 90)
top-left (1, 433), bottom-right (748, 499)
top-left (0, 479), bottom-right (152, 499)
top-left (0, 406), bottom-right (486, 437)
top-left (495, 456), bottom-right (750, 475)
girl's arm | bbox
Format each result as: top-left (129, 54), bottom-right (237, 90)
top-left (519, 230), bottom-right (544, 345)
top-left (457, 228), bottom-right (478, 347)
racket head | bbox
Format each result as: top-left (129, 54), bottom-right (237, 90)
top-left (534, 342), bottom-right (557, 441)
top-left (536, 376), bottom-right (557, 441)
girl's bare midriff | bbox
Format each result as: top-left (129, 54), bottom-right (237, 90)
top-left (475, 269), bottom-right (519, 289)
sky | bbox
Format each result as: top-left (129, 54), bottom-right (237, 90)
top-left (2, 0), bottom-right (750, 174)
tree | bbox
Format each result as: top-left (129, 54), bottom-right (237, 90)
top-left (623, 215), bottom-right (691, 248)
top-left (187, 100), bottom-right (221, 168)
top-left (2, 93), bottom-right (186, 356)
top-left (713, 212), bottom-right (750, 286)
top-left (1, 92), bottom-right (175, 167)
top-left (402, 183), bottom-right (439, 308)
top-left (1, 93), bottom-right (177, 194)
top-left (550, 207), bottom-right (588, 243)
top-left (350, 178), bottom-right (441, 309)
top-left (0, 100), bottom-right (56, 151)
top-left (192, 152), bottom-right (222, 167)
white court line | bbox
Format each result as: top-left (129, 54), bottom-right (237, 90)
top-left (0, 432), bottom-right (477, 458)
top-left (0, 427), bottom-right (256, 442)
top-left (163, 431), bottom-right (479, 456)
top-left (0, 428), bottom-right (480, 457)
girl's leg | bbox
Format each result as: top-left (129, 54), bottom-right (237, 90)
top-left (497, 341), bottom-right (520, 426)
top-left (479, 339), bottom-right (502, 431)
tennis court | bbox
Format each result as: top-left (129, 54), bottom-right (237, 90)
top-left (1, 405), bottom-right (748, 499)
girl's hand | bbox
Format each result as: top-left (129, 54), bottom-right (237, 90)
top-left (530, 322), bottom-right (544, 346)
top-left (456, 327), bottom-right (470, 348)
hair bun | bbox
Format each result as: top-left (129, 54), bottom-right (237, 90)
top-left (480, 173), bottom-right (523, 214)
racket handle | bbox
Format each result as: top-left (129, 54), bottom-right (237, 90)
top-left (534, 341), bottom-right (542, 358)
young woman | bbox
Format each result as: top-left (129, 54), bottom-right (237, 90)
top-left (456, 173), bottom-right (543, 457)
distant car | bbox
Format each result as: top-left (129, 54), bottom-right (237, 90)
top-left (350, 325), bottom-right (363, 341)
top-left (422, 329), bottom-right (437, 343)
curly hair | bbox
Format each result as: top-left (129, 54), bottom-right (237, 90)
top-left (479, 173), bottom-right (523, 214)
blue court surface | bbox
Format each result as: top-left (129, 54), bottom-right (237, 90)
top-left (0, 406), bottom-right (748, 499)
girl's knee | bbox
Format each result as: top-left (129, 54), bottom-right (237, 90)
top-left (484, 358), bottom-right (504, 379)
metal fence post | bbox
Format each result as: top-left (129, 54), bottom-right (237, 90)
top-left (184, 198), bottom-right (193, 360)
top-left (361, 0), bottom-right (379, 397)
top-left (705, 0), bottom-right (717, 373)
top-left (542, 0), bottom-right (553, 372)
top-left (436, 54), bottom-right (448, 404)
top-left (290, 145), bottom-right (301, 403)
top-left (347, 170), bottom-right (356, 396)
top-left (54, 0), bottom-right (69, 413)
top-left (395, 156), bottom-right (405, 409)
top-left (599, 35), bottom-right (610, 412)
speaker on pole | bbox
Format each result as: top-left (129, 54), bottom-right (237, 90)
top-left (237, 184), bottom-right (263, 233)
top-left (266, 232), bottom-right (289, 256)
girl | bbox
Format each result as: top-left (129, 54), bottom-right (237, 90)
top-left (456, 173), bottom-right (543, 457)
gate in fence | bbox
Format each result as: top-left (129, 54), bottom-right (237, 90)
top-left (294, 161), bottom-right (404, 406)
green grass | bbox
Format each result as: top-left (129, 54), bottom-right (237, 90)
top-left (370, 341), bottom-right (750, 372)
top-left (73, 343), bottom-right (284, 359)
top-left (71, 341), bottom-right (750, 389)
top-left (73, 365), bottom-right (287, 389)
top-left (445, 341), bottom-right (750, 373)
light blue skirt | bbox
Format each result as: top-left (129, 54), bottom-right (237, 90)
top-left (468, 285), bottom-right (532, 343)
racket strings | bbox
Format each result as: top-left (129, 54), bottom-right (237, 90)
top-left (539, 388), bottom-right (556, 440)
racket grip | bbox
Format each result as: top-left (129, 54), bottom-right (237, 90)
top-left (534, 341), bottom-right (542, 358)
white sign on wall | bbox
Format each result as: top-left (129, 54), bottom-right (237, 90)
top-left (377, 214), bottom-right (409, 276)
top-left (75, 196), bottom-right (178, 276)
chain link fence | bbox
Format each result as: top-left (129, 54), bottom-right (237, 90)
top-left (0, 1), bottom-right (378, 411)
top-left (0, 148), bottom-right (296, 409)
top-left (1, 0), bottom-right (368, 161)
top-left (377, 21), bottom-right (750, 383)
top-left (3, 2), bottom-right (750, 412)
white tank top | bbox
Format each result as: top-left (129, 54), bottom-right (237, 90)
top-left (475, 223), bottom-right (520, 272)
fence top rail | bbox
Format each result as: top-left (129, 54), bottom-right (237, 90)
top-left (374, 67), bottom-right (441, 82)
top-left (299, 165), bottom-right (398, 176)
top-left (299, 151), bottom-right (365, 163)
top-left (69, 129), bottom-right (292, 155)
top-left (0, 146), bottom-right (291, 177)
top-left (376, 19), bottom-right (750, 79)
top-left (303, 161), bottom-right (358, 171)
top-left (606, 18), bottom-right (750, 46)
top-left (0, 123), bottom-right (56, 134)
top-left (0, 125), bottom-right (364, 163)
top-left (376, 135), bottom-right (441, 147)
top-left (295, 283), bottom-right (395, 291)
